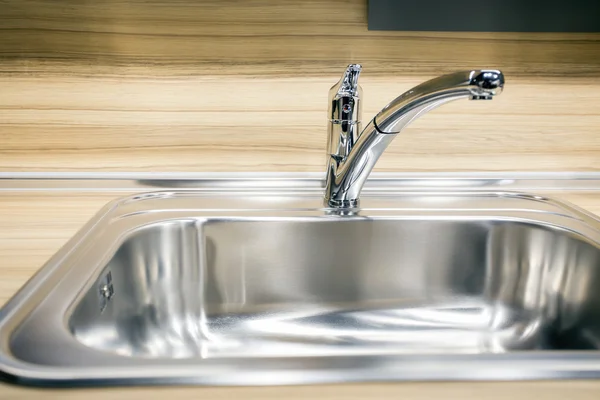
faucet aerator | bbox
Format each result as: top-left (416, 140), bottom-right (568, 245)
top-left (470, 95), bottom-right (494, 100)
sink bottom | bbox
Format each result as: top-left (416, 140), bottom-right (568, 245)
top-left (69, 217), bottom-right (600, 360)
top-left (84, 302), bottom-right (549, 359)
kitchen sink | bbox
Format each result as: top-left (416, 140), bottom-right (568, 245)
top-left (2, 182), bottom-right (600, 385)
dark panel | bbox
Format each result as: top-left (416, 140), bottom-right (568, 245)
top-left (368, 0), bottom-right (600, 32)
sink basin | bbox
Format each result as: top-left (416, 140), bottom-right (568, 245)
top-left (2, 183), bottom-right (600, 385)
top-left (72, 217), bottom-right (597, 359)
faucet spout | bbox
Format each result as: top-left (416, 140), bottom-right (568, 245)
top-left (324, 68), bottom-right (505, 209)
top-left (374, 70), bottom-right (504, 134)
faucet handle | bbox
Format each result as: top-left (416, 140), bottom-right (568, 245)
top-left (327, 64), bottom-right (363, 161)
top-left (334, 64), bottom-right (362, 97)
top-left (328, 64), bottom-right (362, 122)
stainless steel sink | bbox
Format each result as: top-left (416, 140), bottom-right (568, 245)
top-left (3, 182), bottom-right (600, 386)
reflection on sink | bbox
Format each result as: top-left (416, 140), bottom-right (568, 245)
top-left (70, 218), bottom-right (599, 359)
top-left (2, 188), bottom-right (600, 385)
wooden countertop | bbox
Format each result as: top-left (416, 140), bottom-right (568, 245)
top-left (2, 190), bottom-right (600, 398)
top-left (2, 381), bottom-right (600, 400)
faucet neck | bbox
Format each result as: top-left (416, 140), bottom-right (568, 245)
top-left (324, 67), bottom-right (505, 209)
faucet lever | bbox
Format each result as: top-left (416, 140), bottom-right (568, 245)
top-left (327, 64), bottom-right (363, 161)
top-left (333, 64), bottom-right (362, 98)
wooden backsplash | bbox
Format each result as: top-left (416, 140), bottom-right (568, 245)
top-left (1, 0), bottom-right (600, 172)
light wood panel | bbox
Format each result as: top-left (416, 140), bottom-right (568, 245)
top-left (1, 0), bottom-right (600, 172)
top-left (1, 0), bottom-right (600, 77)
top-left (1, 75), bottom-right (600, 172)
top-left (2, 381), bottom-right (600, 400)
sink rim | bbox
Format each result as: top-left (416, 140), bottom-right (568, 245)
top-left (3, 184), bottom-right (600, 386)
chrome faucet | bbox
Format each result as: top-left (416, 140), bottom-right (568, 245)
top-left (324, 65), bottom-right (505, 209)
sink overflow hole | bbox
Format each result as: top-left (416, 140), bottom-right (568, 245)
top-left (98, 271), bottom-right (114, 313)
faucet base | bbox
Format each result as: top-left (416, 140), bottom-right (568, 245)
top-left (326, 198), bottom-right (359, 209)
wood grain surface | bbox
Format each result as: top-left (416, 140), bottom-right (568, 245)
top-left (1, 0), bottom-right (600, 172)
top-left (1, 0), bottom-right (599, 76)
top-left (1, 381), bottom-right (600, 400)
